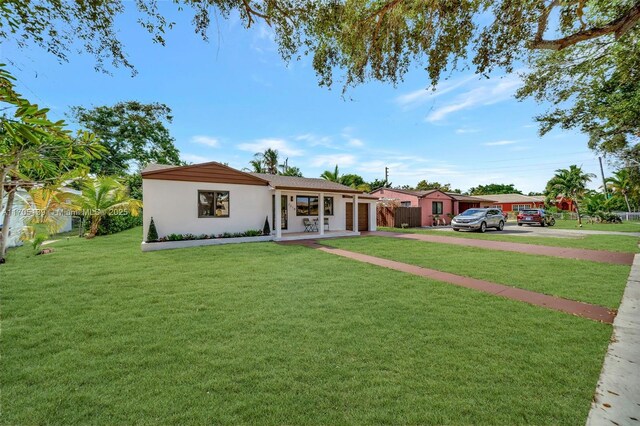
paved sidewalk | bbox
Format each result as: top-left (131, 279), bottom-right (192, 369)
top-left (587, 254), bottom-right (640, 424)
top-left (364, 231), bottom-right (635, 265)
top-left (281, 240), bottom-right (616, 323)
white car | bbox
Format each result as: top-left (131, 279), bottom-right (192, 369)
top-left (451, 208), bottom-right (505, 233)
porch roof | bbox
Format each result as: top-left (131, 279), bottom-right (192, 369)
top-left (249, 173), bottom-right (363, 194)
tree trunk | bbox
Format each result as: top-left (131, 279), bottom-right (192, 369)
top-left (0, 188), bottom-right (17, 262)
top-left (88, 216), bottom-right (101, 238)
top-left (575, 198), bottom-right (582, 226)
top-left (624, 193), bottom-right (632, 213)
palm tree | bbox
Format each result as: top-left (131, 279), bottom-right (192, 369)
top-left (262, 148), bottom-right (279, 174)
top-left (320, 165), bottom-right (340, 182)
top-left (243, 154), bottom-right (266, 173)
top-left (71, 177), bottom-right (142, 238)
top-left (16, 186), bottom-right (74, 235)
top-left (281, 166), bottom-right (303, 177)
top-left (245, 149), bottom-right (279, 174)
top-left (546, 165), bottom-right (595, 226)
top-left (606, 169), bottom-right (634, 212)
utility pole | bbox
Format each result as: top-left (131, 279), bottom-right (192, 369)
top-left (599, 157), bottom-right (608, 198)
top-left (384, 167), bottom-right (389, 185)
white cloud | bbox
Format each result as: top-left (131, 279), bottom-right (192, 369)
top-left (339, 127), bottom-right (366, 149)
top-left (425, 74), bottom-right (522, 122)
top-left (455, 127), bottom-right (480, 134)
top-left (181, 153), bottom-right (214, 164)
top-left (347, 138), bottom-right (364, 147)
top-left (395, 74), bottom-right (477, 108)
top-left (509, 145), bottom-right (531, 152)
top-left (483, 140), bottom-right (518, 146)
top-left (310, 154), bottom-right (357, 167)
top-left (237, 138), bottom-right (304, 157)
top-left (191, 135), bottom-right (220, 148)
top-left (296, 133), bottom-right (334, 148)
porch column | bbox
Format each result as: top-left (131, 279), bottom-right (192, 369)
top-left (369, 202), bottom-right (376, 231)
top-left (275, 190), bottom-right (282, 239)
top-left (352, 194), bottom-right (359, 233)
top-left (319, 192), bottom-right (325, 235)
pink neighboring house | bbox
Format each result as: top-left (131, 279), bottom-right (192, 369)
top-left (371, 188), bottom-right (456, 226)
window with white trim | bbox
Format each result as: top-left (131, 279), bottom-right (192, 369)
top-left (512, 204), bottom-right (532, 211)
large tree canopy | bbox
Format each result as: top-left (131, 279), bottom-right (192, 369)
top-left (468, 183), bottom-right (522, 195)
top-left (4, 1), bottom-right (638, 84)
top-left (70, 101), bottom-right (181, 175)
top-left (3, 1), bottom-right (639, 160)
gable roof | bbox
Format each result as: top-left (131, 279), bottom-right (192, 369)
top-left (141, 162), bottom-right (270, 186)
top-left (446, 192), bottom-right (495, 202)
top-left (249, 173), bottom-right (363, 194)
top-left (141, 162), bottom-right (365, 194)
top-left (370, 187), bottom-right (454, 199)
top-left (474, 193), bottom-right (545, 204)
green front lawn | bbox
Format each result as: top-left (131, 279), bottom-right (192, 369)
top-left (322, 236), bottom-right (629, 309)
top-left (0, 228), bottom-right (611, 424)
top-left (379, 226), bottom-right (640, 253)
top-left (552, 218), bottom-right (640, 232)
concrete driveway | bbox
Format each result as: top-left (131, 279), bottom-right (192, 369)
top-left (430, 222), bottom-right (640, 238)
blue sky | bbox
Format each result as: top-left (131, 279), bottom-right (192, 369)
top-left (1, 4), bottom-right (609, 194)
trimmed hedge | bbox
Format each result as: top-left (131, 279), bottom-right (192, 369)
top-left (85, 212), bottom-right (143, 236)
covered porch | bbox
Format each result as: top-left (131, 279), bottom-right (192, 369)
top-left (272, 189), bottom-right (376, 240)
top-left (274, 229), bottom-right (360, 242)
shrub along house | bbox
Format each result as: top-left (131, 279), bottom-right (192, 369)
top-left (141, 162), bottom-right (377, 250)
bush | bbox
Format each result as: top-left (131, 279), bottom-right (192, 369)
top-left (32, 234), bottom-right (47, 254)
top-left (263, 216), bottom-right (271, 235)
top-left (85, 212), bottom-right (143, 236)
top-left (595, 211), bottom-right (622, 223)
top-left (146, 217), bottom-right (159, 242)
top-left (151, 229), bottom-right (267, 243)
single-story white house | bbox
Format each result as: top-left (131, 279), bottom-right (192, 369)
top-left (141, 162), bottom-right (377, 249)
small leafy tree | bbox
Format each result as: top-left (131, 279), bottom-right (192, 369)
top-left (147, 217), bottom-right (159, 242)
top-left (0, 65), bottom-right (104, 262)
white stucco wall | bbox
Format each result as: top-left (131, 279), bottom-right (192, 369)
top-left (278, 192), bottom-right (377, 233)
top-left (279, 191), bottom-right (349, 233)
top-left (142, 179), bottom-right (272, 241)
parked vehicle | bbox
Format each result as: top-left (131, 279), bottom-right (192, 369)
top-left (517, 209), bottom-right (556, 227)
top-left (451, 208), bottom-right (505, 233)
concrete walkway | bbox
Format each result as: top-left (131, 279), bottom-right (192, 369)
top-left (587, 254), bottom-right (640, 424)
top-left (365, 231), bottom-right (635, 265)
top-left (282, 240), bottom-right (616, 323)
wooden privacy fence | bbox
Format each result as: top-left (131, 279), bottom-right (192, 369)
top-left (376, 206), bottom-right (422, 228)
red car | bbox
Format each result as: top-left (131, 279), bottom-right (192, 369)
top-left (517, 209), bottom-right (556, 227)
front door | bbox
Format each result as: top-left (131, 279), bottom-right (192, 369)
top-left (281, 194), bottom-right (288, 230)
top-left (272, 195), bottom-right (288, 230)
top-left (346, 202), bottom-right (369, 231)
